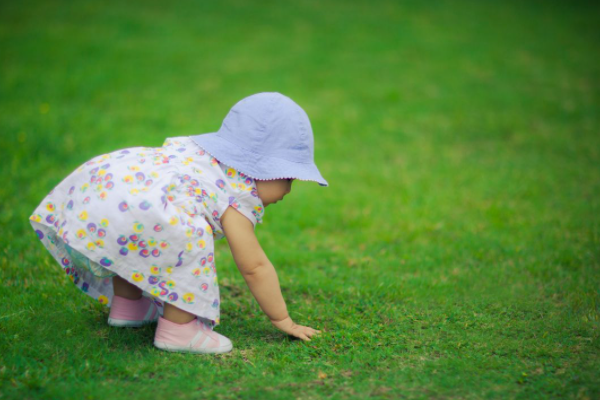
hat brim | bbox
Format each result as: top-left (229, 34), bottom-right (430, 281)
top-left (190, 133), bottom-right (329, 187)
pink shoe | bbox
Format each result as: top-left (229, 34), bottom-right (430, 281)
top-left (154, 317), bottom-right (233, 354)
top-left (108, 295), bottom-right (160, 328)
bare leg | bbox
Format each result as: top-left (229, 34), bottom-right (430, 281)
top-left (112, 275), bottom-right (142, 300)
top-left (163, 302), bottom-right (196, 324)
top-left (112, 275), bottom-right (195, 324)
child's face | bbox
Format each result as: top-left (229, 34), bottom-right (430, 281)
top-left (255, 179), bottom-right (293, 207)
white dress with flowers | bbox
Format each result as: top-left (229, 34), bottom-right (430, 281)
top-left (29, 137), bottom-right (265, 325)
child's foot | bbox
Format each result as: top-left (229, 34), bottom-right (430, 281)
top-left (153, 316), bottom-right (233, 354)
top-left (108, 295), bottom-right (160, 328)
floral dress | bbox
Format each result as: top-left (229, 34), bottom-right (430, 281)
top-left (29, 137), bottom-right (265, 326)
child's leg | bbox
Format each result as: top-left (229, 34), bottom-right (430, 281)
top-left (113, 275), bottom-right (142, 300)
top-left (111, 275), bottom-right (194, 324)
top-left (109, 276), bottom-right (158, 327)
top-left (163, 302), bottom-right (196, 324)
top-left (113, 275), bottom-right (196, 324)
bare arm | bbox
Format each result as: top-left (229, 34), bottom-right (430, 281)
top-left (221, 207), bottom-right (319, 341)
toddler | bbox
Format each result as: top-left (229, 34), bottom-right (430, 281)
top-left (29, 92), bottom-right (327, 354)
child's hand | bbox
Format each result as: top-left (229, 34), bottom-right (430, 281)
top-left (271, 317), bottom-right (320, 341)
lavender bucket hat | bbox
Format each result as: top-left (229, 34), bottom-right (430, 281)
top-left (190, 92), bottom-right (328, 187)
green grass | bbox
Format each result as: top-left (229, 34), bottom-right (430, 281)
top-left (1, 0), bottom-right (599, 398)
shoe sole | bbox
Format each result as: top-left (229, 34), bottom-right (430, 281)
top-left (154, 341), bottom-right (233, 354)
top-left (108, 317), bottom-right (158, 328)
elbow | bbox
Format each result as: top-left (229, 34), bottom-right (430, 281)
top-left (240, 260), bottom-right (269, 278)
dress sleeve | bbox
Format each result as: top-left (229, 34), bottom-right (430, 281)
top-left (224, 172), bottom-right (265, 228)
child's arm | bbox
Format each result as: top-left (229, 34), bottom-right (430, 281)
top-left (221, 207), bottom-right (319, 341)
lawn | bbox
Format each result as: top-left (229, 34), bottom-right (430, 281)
top-left (1, 0), bottom-right (599, 398)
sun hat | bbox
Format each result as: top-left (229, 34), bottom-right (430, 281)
top-left (190, 92), bottom-right (328, 186)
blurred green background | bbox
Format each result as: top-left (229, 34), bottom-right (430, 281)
top-left (1, 0), bottom-right (599, 399)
